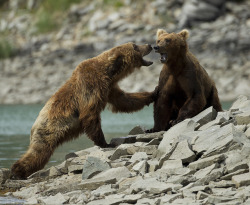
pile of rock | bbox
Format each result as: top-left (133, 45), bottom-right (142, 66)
top-left (0, 95), bottom-right (250, 204)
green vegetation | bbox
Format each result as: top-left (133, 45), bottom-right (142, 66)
top-left (102, 0), bottom-right (124, 8)
top-left (0, 39), bottom-right (15, 59)
top-left (35, 0), bottom-right (81, 33)
top-left (40, 0), bottom-right (82, 12)
top-left (35, 10), bottom-right (59, 33)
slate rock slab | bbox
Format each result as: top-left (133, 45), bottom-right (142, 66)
top-left (82, 156), bottom-right (111, 180)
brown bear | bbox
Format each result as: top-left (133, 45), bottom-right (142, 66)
top-left (11, 42), bottom-right (156, 179)
top-left (148, 29), bottom-right (222, 132)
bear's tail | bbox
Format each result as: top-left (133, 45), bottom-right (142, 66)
top-left (11, 141), bottom-right (54, 179)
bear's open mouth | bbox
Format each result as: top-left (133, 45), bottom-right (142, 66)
top-left (142, 57), bottom-right (153, 66)
top-left (160, 53), bottom-right (167, 63)
top-left (142, 49), bottom-right (153, 66)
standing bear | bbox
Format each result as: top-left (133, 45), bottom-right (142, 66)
top-left (11, 42), bottom-right (156, 179)
top-left (148, 29), bottom-right (222, 132)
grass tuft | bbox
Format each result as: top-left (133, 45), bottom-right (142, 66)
top-left (35, 0), bottom-right (81, 33)
top-left (0, 39), bottom-right (15, 59)
top-left (103, 0), bottom-right (124, 8)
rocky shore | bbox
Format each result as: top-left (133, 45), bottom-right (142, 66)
top-left (0, 95), bottom-right (249, 204)
top-left (0, 0), bottom-right (250, 104)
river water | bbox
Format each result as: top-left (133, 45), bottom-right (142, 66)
top-left (0, 104), bottom-right (155, 169)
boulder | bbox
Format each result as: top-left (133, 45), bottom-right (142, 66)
top-left (128, 125), bottom-right (145, 135)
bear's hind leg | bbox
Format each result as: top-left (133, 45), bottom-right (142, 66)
top-left (211, 87), bottom-right (223, 112)
top-left (11, 140), bottom-right (54, 179)
top-left (174, 95), bottom-right (206, 124)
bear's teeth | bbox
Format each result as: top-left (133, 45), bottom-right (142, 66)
top-left (160, 53), bottom-right (167, 62)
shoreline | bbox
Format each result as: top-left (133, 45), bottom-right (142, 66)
top-left (0, 95), bottom-right (250, 204)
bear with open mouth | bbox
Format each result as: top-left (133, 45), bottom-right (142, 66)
top-left (147, 29), bottom-right (222, 133)
top-left (11, 42), bottom-right (157, 179)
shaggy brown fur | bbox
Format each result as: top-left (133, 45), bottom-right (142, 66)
top-left (148, 29), bottom-right (222, 132)
top-left (11, 43), bottom-right (156, 179)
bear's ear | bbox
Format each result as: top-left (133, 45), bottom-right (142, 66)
top-left (178, 29), bottom-right (189, 40)
top-left (157, 29), bottom-right (167, 38)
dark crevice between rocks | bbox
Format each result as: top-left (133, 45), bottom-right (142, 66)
top-left (194, 151), bottom-right (204, 162)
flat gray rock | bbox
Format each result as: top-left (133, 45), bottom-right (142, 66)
top-left (91, 184), bottom-right (116, 197)
top-left (235, 110), bottom-right (250, 125)
top-left (39, 193), bottom-right (69, 205)
top-left (232, 172), bottom-right (250, 188)
top-left (136, 131), bottom-right (165, 142)
top-left (82, 156), bottom-right (111, 180)
top-left (92, 166), bottom-right (131, 182)
top-left (79, 177), bottom-right (116, 191)
top-left (192, 123), bottom-right (234, 156)
top-left (169, 140), bottom-right (196, 163)
top-left (110, 136), bottom-right (136, 147)
top-left (188, 154), bottom-right (225, 170)
top-left (230, 95), bottom-right (250, 112)
top-left (130, 178), bottom-right (180, 194)
top-left (192, 106), bottom-right (217, 127)
top-left (0, 168), bottom-right (10, 184)
top-left (129, 152), bottom-right (148, 163)
top-left (158, 119), bottom-right (198, 155)
top-left (132, 160), bottom-right (148, 175)
top-left (194, 163), bottom-right (218, 180)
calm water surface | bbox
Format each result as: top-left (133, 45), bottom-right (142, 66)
top-left (0, 104), bottom-right (155, 169)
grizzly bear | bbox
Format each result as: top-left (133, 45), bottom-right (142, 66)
top-left (11, 42), bottom-right (156, 179)
top-left (148, 29), bottom-right (222, 132)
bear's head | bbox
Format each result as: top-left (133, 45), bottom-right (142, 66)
top-left (154, 29), bottom-right (189, 63)
top-left (107, 42), bottom-right (153, 81)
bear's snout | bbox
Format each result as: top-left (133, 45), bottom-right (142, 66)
top-left (154, 46), bottom-right (159, 52)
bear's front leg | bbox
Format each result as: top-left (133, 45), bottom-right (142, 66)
top-left (108, 86), bottom-right (156, 113)
top-left (83, 115), bottom-right (113, 148)
top-left (147, 93), bottom-right (174, 132)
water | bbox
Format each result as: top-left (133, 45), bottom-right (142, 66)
top-left (0, 104), bottom-right (155, 169)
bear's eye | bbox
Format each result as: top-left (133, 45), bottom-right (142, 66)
top-left (132, 44), bottom-right (140, 52)
top-left (165, 39), bottom-right (171, 43)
